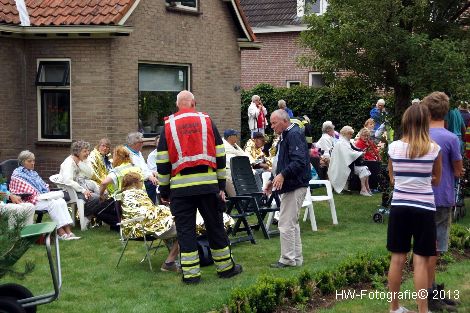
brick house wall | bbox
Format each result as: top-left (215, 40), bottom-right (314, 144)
top-left (0, 0), bottom-right (243, 179)
top-left (241, 31), bottom-right (313, 89)
top-left (0, 39), bottom-right (26, 160)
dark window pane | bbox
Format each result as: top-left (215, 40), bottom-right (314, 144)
top-left (288, 81), bottom-right (301, 87)
top-left (138, 64), bottom-right (188, 135)
top-left (36, 61), bottom-right (70, 86)
top-left (310, 74), bottom-right (325, 87)
top-left (41, 90), bottom-right (71, 139)
top-left (166, 0), bottom-right (197, 8)
top-left (307, 0), bottom-right (321, 14)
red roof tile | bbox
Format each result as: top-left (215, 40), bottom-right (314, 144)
top-left (0, 0), bottom-right (136, 26)
top-left (0, 0), bottom-right (20, 24)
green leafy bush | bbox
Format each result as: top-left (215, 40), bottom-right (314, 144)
top-left (223, 253), bottom-right (390, 312)
top-left (449, 223), bottom-right (470, 251)
top-left (240, 80), bottom-right (389, 143)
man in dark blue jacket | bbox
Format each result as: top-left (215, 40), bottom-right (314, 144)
top-left (266, 109), bottom-right (311, 268)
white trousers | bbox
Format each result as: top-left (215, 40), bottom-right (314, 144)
top-left (0, 202), bottom-right (35, 228)
top-left (278, 187), bottom-right (307, 266)
top-left (36, 198), bottom-right (73, 229)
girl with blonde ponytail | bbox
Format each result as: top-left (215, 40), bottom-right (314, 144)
top-left (386, 104), bottom-right (442, 313)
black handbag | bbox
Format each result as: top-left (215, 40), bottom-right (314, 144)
top-left (197, 237), bottom-right (214, 267)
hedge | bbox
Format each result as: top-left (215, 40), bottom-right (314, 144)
top-left (220, 224), bottom-right (470, 313)
top-left (240, 79), bottom-right (389, 142)
top-left (223, 253), bottom-right (390, 313)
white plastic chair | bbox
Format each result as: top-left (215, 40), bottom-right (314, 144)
top-left (302, 179), bottom-right (338, 231)
top-left (49, 174), bottom-right (89, 231)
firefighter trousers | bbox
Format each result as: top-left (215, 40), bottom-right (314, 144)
top-left (170, 193), bottom-right (234, 280)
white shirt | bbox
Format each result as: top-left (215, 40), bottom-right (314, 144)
top-left (147, 148), bottom-right (158, 172)
top-left (126, 146), bottom-right (153, 180)
top-left (59, 155), bottom-right (94, 192)
top-left (316, 133), bottom-right (335, 157)
top-left (223, 138), bottom-right (249, 170)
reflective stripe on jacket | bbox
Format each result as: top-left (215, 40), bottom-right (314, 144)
top-left (164, 109), bottom-right (217, 176)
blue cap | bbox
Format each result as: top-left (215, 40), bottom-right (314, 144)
top-left (224, 129), bottom-right (239, 138)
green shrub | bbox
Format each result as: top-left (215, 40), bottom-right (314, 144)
top-left (240, 80), bottom-right (389, 143)
top-left (449, 224), bottom-right (470, 251)
top-left (223, 253), bottom-right (391, 312)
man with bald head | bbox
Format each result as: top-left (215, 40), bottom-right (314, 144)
top-left (157, 90), bottom-right (242, 284)
top-left (265, 109), bottom-right (311, 268)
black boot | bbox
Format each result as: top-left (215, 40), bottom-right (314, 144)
top-left (218, 264), bottom-right (243, 278)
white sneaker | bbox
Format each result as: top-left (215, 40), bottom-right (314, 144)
top-left (67, 233), bottom-right (81, 240)
top-left (390, 306), bottom-right (414, 313)
top-left (360, 191), bottom-right (372, 197)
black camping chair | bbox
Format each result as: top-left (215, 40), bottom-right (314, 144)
top-left (0, 159), bottom-right (47, 223)
top-left (227, 156), bottom-right (279, 239)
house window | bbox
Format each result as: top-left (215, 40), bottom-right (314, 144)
top-left (306, 0), bottom-right (328, 15)
top-left (287, 81), bottom-right (301, 88)
top-left (309, 72), bottom-right (325, 87)
top-left (138, 63), bottom-right (189, 135)
top-left (35, 61), bottom-right (70, 86)
top-left (36, 60), bottom-right (71, 140)
top-left (166, 0), bottom-right (198, 11)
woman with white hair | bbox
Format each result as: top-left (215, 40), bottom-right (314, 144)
top-left (60, 140), bottom-right (102, 219)
top-left (9, 150), bottom-right (78, 239)
top-left (315, 121), bottom-right (336, 157)
top-left (328, 126), bottom-right (372, 196)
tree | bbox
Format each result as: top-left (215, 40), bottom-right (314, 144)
top-left (300, 0), bottom-right (470, 130)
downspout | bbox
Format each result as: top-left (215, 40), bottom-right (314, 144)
top-left (297, 0), bottom-right (305, 18)
top-left (14, 0), bottom-right (31, 26)
top-left (16, 0), bottom-right (30, 147)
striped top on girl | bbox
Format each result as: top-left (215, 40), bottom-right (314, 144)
top-left (388, 140), bottom-right (440, 211)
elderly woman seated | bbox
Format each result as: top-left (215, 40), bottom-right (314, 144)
top-left (60, 140), bottom-right (101, 220)
top-left (244, 132), bottom-right (272, 171)
top-left (316, 121), bottom-right (336, 158)
top-left (354, 128), bottom-right (381, 161)
top-left (9, 150), bottom-right (79, 240)
top-left (0, 192), bottom-right (35, 228)
top-left (88, 138), bottom-right (113, 196)
top-left (120, 172), bottom-right (180, 272)
top-left (328, 126), bottom-right (372, 196)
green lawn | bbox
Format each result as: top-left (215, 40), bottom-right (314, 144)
top-left (4, 191), bottom-right (470, 313)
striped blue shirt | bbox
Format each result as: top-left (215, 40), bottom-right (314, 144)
top-left (388, 140), bottom-right (440, 211)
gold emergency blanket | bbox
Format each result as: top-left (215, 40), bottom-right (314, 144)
top-left (88, 148), bottom-right (114, 195)
top-left (244, 139), bottom-right (272, 168)
top-left (195, 210), bottom-right (234, 236)
top-left (121, 189), bottom-right (174, 239)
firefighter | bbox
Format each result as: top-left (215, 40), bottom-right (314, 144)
top-left (156, 90), bottom-right (242, 284)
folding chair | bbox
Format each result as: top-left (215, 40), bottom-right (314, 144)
top-left (115, 205), bottom-right (167, 271)
top-left (228, 156), bottom-right (279, 239)
top-left (0, 159), bottom-right (47, 223)
top-left (49, 174), bottom-right (89, 231)
top-left (302, 179), bottom-right (338, 231)
top-left (225, 196), bottom-right (256, 245)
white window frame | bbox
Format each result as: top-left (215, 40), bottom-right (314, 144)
top-left (167, 0), bottom-right (198, 12)
top-left (298, 0), bottom-right (328, 17)
top-left (308, 72), bottom-right (325, 87)
top-left (36, 58), bottom-right (72, 142)
top-left (286, 80), bottom-right (301, 88)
